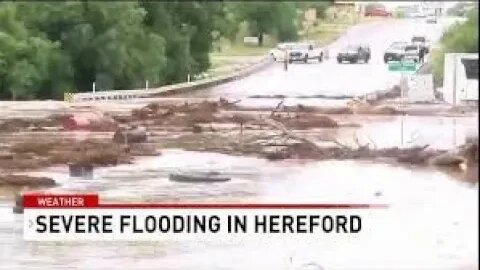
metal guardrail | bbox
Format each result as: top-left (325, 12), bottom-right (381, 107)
top-left (71, 56), bottom-right (274, 102)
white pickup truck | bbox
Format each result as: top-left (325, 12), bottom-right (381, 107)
top-left (269, 42), bottom-right (324, 63)
top-left (288, 42), bottom-right (324, 63)
top-left (269, 43), bottom-right (294, 62)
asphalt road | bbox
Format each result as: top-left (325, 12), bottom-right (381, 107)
top-left (176, 17), bottom-right (458, 106)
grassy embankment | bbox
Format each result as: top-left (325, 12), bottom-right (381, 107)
top-left (206, 44), bottom-right (272, 78)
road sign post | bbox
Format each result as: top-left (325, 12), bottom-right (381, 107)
top-left (388, 60), bottom-right (419, 105)
top-left (388, 61), bottom-right (417, 72)
top-left (388, 60), bottom-right (419, 146)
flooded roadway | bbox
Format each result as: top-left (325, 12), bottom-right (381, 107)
top-left (0, 117), bottom-right (478, 269)
top-left (1, 113), bottom-right (479, 269)
top-left (0, 149), bottom-right (478, 269)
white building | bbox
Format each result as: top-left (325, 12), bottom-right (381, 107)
top-left (442, 53), bottom-right (479, 106)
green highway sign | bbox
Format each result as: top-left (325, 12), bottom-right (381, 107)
top-left (388, 61), bottom-right (418, 72)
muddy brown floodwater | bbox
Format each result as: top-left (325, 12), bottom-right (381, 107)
top-left (0, 97), bottom-right (478, 270)
top-left (0, 150), bottom-right (478, 269)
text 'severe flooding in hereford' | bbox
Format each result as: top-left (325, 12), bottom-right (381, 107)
top-left (0, 1), bottom-right (478, 269)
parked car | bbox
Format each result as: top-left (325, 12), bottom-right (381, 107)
top-left (337, 45), bottom-right (371, 64)
top-left (403, 44), bottom-right (421, 63)
top-left (365, 8), bottom-right (392, 17)
top-left (425, 15), bottom-right (437, 24)
top-left (287, 42), bottom-right (324, 63)
top-left (269, 43), bottom-right (294, 62)
top-left (411, 36), bottom-right (430, 54)
top-left (384, 41), bottom-right (408, 63)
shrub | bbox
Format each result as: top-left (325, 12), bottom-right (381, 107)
top-left (432, 10), bottom-right (478, 85)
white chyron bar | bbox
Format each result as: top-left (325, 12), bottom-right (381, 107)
top-left (22, 194), bottom-right (386, 241)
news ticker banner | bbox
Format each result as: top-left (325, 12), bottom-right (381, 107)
top-left (23, 194), bottom-right (389, 241)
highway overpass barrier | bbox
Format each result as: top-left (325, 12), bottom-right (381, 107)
top-left (70, 55), bottom-right (274, 102)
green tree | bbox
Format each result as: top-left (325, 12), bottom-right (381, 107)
top-left (140, 1), bottom-right (218, 84)
top-left (209, 2), bottom-right (239, 42)
top-left (275, 2), bottom-right (299, 42)
top-left (1, 1), bottom-right (305, 100)
top-left (67, 2), bottom-right (167, 91)
top-left (0, 3), bottom-right (64, 100)
top-left (16, 2), bottom-right (168, 93)
top-left (432, 10), bottom-right (478, 86)
top-left (232, 2), bottom-right (299, 46)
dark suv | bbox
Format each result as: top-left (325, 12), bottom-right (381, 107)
top-left (384, 42), bottom-right (408, 63)
top-left (337, 45), bottom-right (371, 64)
top-left (411, 36), bottom-right (430, 54)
